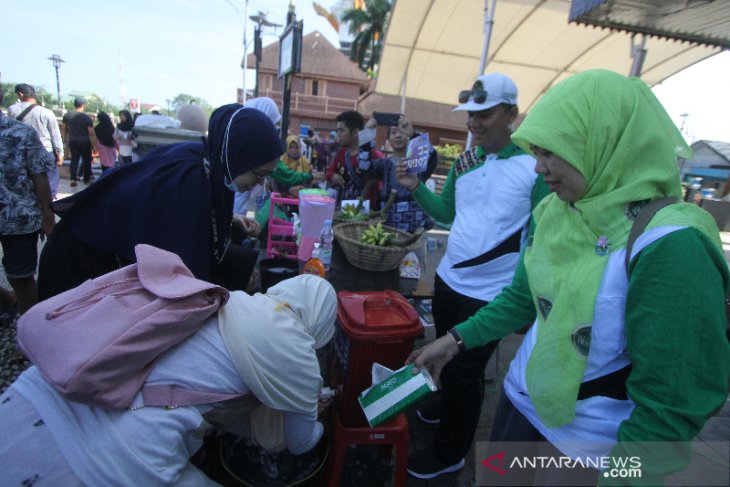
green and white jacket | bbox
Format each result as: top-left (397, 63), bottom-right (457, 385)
top-left (457, 225), bottom-right (729, 485)
top-left (412, 143), bottom-right (544, 301)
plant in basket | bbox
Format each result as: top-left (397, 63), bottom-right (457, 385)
top-left (333, 221), bottom-right (423, 272)
top-left (335, 189), bottom-right (397, 225)
top-left (339, 202), bottom-right (369, 221)
top-left (360, 222), bottom-right (394, 246)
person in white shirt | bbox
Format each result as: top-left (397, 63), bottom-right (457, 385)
top-left (114, 109), bottom-right (136, 165)
top-left (397, 73), bottom-right (549, 480)
top-left (7, 83), bottom-right (64, 199)
top-left (0, 275), bottom-right (335, 486)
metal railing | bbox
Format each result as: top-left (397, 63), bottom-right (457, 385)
top-left (258, 89), bottom-right (358, 118)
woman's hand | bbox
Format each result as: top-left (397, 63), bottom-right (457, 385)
top-left (39, 211), bottom-right (56, 242)
top-left (311, 170), bottom-right (325, 182)
top-left (241, 217), bottom-right (260, 238)
top-left (232, 214), bottom-right (261, 239)
top-left (396, 158), bottom-right (419, 192)
top-left (406, 334), bottom-right (460, 386)
top-left (330, 173), bottom-right (345, 188)
top-left (288, 185), bottom-right (305, 198)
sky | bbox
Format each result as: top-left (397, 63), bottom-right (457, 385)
top-left (1, 0), bottom-right (728, 143)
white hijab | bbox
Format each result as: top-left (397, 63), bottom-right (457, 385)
top-left (218, 275), bottom-right (336, 414)
top-left (244, 97), bottom-right (282, 126)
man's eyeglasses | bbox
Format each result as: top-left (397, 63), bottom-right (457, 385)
top-left (458, 89), bottom-right (488, 104)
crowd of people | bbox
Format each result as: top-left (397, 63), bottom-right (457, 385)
top-left (0, 66), bottom-right (727, 487)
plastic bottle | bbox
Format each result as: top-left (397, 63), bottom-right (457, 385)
top-left (291, 212), bottom-right (302, 246)
top-left (302, 243), bottom-right (326, 277)
top-left (319, 219), bottom-right (334, 271)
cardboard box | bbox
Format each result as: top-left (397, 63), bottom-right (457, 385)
top-left (358, 363), bottom-right (437, 427)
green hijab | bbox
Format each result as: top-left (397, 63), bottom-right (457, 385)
top-left (511, 69), bottom-right (722, 428)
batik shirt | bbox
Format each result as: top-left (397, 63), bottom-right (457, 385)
top-left (0, 114), bottom-right (55, 235)
top-left (326, 146), bottom-right (380, 206)
top-left (370, 155), bottom-right (432, 233)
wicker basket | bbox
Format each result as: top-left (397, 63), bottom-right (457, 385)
top-left (332, 214), bottom-right (383, 227)
top-left (333, 222), bottom-right (421, 272)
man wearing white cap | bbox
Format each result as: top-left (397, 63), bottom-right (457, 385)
top-left (398, 73), bottom-right (549, 479)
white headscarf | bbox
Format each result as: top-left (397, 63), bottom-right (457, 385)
top-left (218, 275), bottom-right (336, 414)
top-left (244, 97), bottom-right (282, 126)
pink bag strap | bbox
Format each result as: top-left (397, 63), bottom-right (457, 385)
top-left (140, 384), bottom-right (243, 408)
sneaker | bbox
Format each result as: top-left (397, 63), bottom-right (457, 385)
top-left (416, 394), bottom-right (441, 425)
top-left (407, 445), bottom-right (464, 479)
top-left (70, 181), bottom-right (77, 187)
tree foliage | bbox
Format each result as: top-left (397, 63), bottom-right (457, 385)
top-left (171, 93), bottom-right (199, 110)
top-left (0, 83), bottom-right (14, 108)
top-left (65, 93), bottom-right (119, 115)
top-left (2, 80), bottom-right (213, 120)
top-left (341, 0), bottom-right (391, 77)
top-left (170, 93), bottom-right (213, 117)
top-left (1, 83), bottom-right (59, 110)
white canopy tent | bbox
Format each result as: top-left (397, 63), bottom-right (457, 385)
top-left (374, 0), bottom-right (726, 113)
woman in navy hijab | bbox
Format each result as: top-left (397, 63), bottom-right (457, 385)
top-left (38, 104), bottom-right (283, 299)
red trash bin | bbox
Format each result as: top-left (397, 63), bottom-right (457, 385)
top-left (331, 289), bottom-right (422, 427)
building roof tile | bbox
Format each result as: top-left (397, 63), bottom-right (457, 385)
top-left (247, 31), bottom-right (370, 86)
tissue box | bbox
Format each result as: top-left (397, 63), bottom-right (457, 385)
top-left (358, 363), bottom-right (437, 427)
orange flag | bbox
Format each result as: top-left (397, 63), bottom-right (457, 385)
top-left (313, 2), bottom-right (340, 33)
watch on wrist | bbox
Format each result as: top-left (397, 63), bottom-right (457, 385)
top-left (448, 328), bottom-right (466, 353)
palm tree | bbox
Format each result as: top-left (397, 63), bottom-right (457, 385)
top-left (341, 0), bottom-right (391, 76)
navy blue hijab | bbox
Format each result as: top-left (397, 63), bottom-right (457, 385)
top-left (94, 111), bottom-right (116, 148)
top-left (53, 104), bottom-right (282, 280)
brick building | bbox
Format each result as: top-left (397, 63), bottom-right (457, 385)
top-left (247, 31), bottom-right (469, 147)
top-left (246, 32), bottom-right (370, 136)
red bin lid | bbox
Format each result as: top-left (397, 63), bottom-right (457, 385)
top-left (336, 290), bottom-right (422, 340)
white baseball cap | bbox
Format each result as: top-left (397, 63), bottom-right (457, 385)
top-left (453, 73), bottom-right (518, 112)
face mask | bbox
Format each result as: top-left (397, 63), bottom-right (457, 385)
top-left (288, 149), bottom-right (301, 159)
top-left (224, 176), bottom-right (238, 192)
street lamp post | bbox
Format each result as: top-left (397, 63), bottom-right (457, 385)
top-left (253, 25), bottom-right (262, 98)
top-left (279, 0), bottom-right (302, 142)
top-left (249, 13), bottom-right (282, 99)
top-left (223, 0), bottom-right (249, 103)
top-left (241, 0), bottom-right (249, 103)
top-left (223, 1), bottom-right (280, 103)
top-left (47, 54), bottom-right (65, 112)
top-left (249, 13), bottom-right (282, 98)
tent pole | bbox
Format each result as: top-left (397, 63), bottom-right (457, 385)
top-left (479, 0), bottom-right (497, 75)
top-left (629, 34), bottom-right (647, 77)
top-left (467, 0), bottom-right (497, 149)
top-left (400, 74), bottom-right (407, 114)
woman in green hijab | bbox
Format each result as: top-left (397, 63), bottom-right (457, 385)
top-left (408, 70), bottom-right (729, 486)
